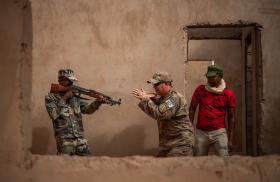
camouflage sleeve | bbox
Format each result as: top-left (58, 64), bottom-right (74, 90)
top-left (138, 97), bottom-right (178, 121)
top-left (80, 99), bottom-right (102, 114)
top-left (45, 93), bottom-right (68, 120)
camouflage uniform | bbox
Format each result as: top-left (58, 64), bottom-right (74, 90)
top-left (45, 69), bottom-right (102, 156)
top-left (138, 90), bottom-right (194, 157)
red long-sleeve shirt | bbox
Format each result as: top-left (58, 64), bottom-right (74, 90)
top-left (191, 85), bottom-right (235, 131)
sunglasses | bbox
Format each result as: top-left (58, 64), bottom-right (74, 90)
top-left (153, 82), bottom-right (163, 87)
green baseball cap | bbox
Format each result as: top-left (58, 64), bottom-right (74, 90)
top-left (147, 71), bottom-right (172, 84)
top-left (205, 64), bottom-right (223, 77)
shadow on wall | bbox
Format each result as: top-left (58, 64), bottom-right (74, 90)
top-left (89, 124), bottom-right (157, 157)
top-left (22, 0), bottom-right (33, 154)
top-left (31, 122), bottom-right (157, 156)
top-left (0, 0), bottom-right (33, 158)
top-left (31, 127), bottom-right (51, 155)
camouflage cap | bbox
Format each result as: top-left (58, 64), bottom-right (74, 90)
top-left (58, 69), bottom-right (78, 81)
top-left (205, 64), bottom-right (223, 77)
top-left (147, 71), bottom-right (172, 84)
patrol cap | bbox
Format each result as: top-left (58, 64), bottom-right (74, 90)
top-left (147, 71), bottom-right (172, 84)
top-left (58, 69), bottom-right (78, 82)
top-left (205, 64), bottom-right (223, 77)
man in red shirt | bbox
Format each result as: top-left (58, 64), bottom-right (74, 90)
top-left (189, 64), bottom-right (235, 156)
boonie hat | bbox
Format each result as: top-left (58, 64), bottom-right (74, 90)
top-left (58, 69), bottom-right (78, 82)
top-left (205, 64), bottom-right (223, 77)
top-left (147, 71), bottom-right (172, 84)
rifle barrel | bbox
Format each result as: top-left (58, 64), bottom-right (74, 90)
top-left (71, 85), bottom-right (121, 105)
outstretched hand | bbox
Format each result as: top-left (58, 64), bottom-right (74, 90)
top-left (132, 88), bottom-right (156, 100)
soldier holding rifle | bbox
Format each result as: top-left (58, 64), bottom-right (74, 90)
top-left (45, 69), bottom-right (120, 156)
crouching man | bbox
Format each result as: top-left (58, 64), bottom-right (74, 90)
top-left (132, 72), bottom-right (194, 157)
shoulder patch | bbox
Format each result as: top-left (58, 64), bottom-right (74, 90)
top-left (166, 99), bottom-right (174, 109)
top-left (159, 99), bottom-right (175, 113)
top-left (159, 104), bottom-right (167, 113)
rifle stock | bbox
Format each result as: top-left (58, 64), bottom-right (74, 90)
top-left (50, 83), bottom-right (121, 106)
top-left (50, 83), bottom-right (69, 93)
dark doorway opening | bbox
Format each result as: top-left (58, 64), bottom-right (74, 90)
top-left (184, 23), bottom-right (263, 156)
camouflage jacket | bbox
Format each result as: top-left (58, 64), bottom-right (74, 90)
top-left (138, 90), bottom-right (194, 149)
top-left (45, 93), bottom-right (102, 139)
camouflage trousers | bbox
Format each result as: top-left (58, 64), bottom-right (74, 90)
top-left (56, 137), bottom-right (91, 156)
top-left (157, 145), bottom-right (194, 157)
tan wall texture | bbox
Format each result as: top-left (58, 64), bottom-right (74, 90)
top-left (30, 0), bottom-right (280, 155)
top-left (31, 0), bottom-right (187, 156)
top-left (0, 0), bottom-right (32, 162)
top-left (1, 0), bottom-right (280, 181)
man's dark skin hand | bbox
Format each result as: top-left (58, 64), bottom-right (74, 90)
top-left (62, 90), bottom-right (74, 101)
top-left (88, 91), bottom-right (106, 103)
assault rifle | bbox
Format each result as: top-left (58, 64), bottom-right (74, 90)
top-left (50, 83), bottom-right (121, 106)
